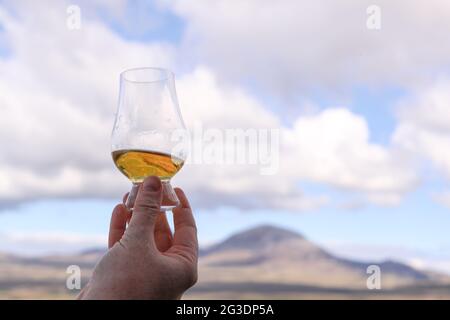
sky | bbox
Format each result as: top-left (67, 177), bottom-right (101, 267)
top-left (0, 0), bottom-right (450, 274)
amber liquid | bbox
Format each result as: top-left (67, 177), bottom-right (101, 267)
top-left (112, 149), bottom-right (184, 183)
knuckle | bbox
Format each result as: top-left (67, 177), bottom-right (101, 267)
top-left (134, 197), bottom-right (160, 212)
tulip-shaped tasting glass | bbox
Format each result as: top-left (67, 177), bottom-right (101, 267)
top-left (111, 67), bottom-right (188, 211)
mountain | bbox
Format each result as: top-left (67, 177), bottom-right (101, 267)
top-left (201, 225), bottom-right (426, 279)
top-left (201, 225), bottom-right (303, 254)
top-left (0, 224), bottom-right (449, 299)
top-left (187, 225), bottom-right (448, 298)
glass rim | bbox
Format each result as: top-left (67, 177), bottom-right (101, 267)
top-left (120, 67), bottom-right (175, 84)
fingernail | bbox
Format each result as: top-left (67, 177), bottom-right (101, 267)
top-left (144, 176), bottom-right (161, 192)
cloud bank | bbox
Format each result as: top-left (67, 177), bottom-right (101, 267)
top-left (2, 0), bottom-right (449, 212)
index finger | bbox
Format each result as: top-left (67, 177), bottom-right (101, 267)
top-left (169, 188), bottom-right (198, 262)
top-left (108, 204), bottom-right (129, 249)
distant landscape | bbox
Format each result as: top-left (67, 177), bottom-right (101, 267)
top-left (1, 225), bottom-right (449, 299)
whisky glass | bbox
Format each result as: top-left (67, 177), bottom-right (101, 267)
top-left (111, 67), bottom-right (188, 211)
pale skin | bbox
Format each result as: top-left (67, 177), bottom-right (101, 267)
top-left (77, 176), bottom-right (198, 299)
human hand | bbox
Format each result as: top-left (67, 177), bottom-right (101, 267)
top-left (78, 176), bottom-right (198, 300)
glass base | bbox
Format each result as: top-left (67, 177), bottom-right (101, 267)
top-left (125, 180), bottom-right (179, 212)
top-left (160, 180), bottom-right (179, 211)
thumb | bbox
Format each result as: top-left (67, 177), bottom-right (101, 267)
top-left (125, 176), bottom-right (162, 242)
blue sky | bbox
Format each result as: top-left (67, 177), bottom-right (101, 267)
top-left (1, 190), bottom-right (449, 250)
top-left (2, 186), bottom-right (449, 270)
top-left (1, 0), bottom-right (450, 274)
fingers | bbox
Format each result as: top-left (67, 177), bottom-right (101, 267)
top-left (108, 204), bottom-right (130, 248)
top-left (168, 188), bottom-right (198, 262)
top-left (125, 176), bottom-right (162, 243)
top-left (154, 212), bottom-right (173, 252)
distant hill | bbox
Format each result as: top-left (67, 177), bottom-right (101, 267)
top-left (0, 224), bottom-right (449, 299)
top-left (201, 225), bottom-right (304, 254)
top-left (187, 225), bottom-right (450, 298)
top-left (194, 225), bottom-right (431, 291)
top-left (201, 225), bottom-right (428, 281)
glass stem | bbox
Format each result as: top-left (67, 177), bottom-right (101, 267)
top-left (125, 180), bottom-right (179, 212)
top-left (161, 180), bottom-right (180, 210)
top-left (125, 183), bottom-right (140, 210)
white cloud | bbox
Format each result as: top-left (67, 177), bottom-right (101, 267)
top-left (0, 231), bottom-right (105, 256)
top-left (394, 79), bottom-right (450, 183)
top-left (177, 67), bottom-right (279, 129)
top-left (407, 258), bottom-right (450, 276)
top-left (283, 108), bottom-right (417, 205)
top-left (169, 0), bottom-right (450, 97)
top-left (174, 70), bottom-right (417, 208)
top-left (0, 1), bottom-right (172, 204)
top-left (0, 1), bottom-right (419, 211)
top-left (433, 191), bottom-right (450, 209)
top-left (173, 67), bottom-right (324, 210)
top-left (392, 78), bottom-right (450, 207)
